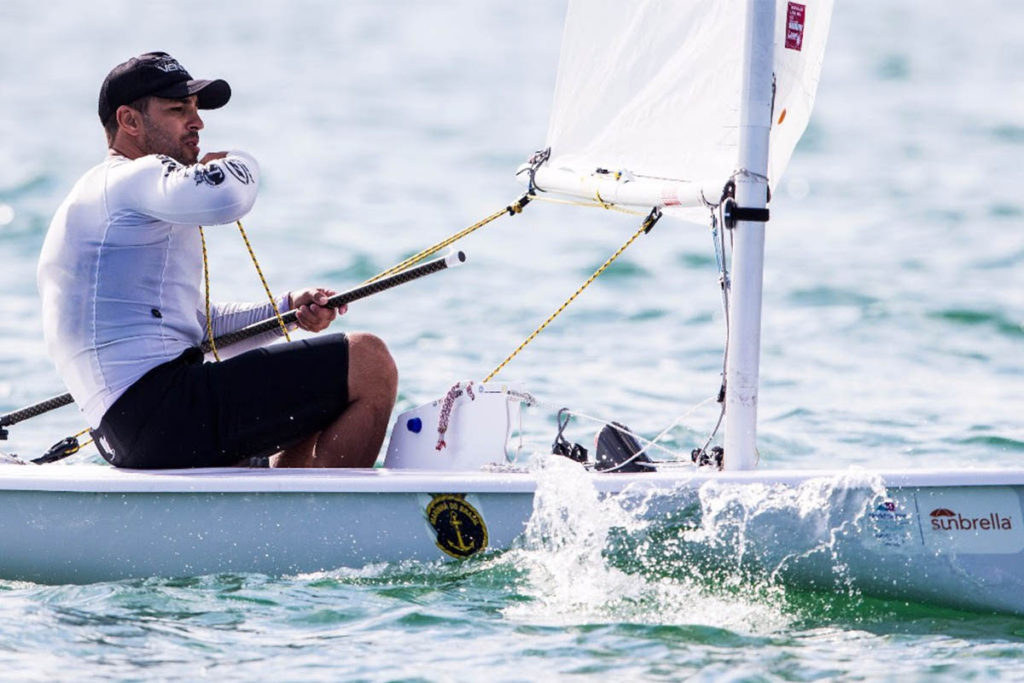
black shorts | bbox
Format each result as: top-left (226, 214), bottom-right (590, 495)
top-left (96, 334), bottom-right (350, 469)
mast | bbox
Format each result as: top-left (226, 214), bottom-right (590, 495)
top-left (723, 0), bottom-right (775, 470)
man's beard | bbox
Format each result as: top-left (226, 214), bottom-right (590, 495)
top-left (141, 118), bottom-right (198, 165)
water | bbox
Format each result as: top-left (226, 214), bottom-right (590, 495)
top-left (1, 0), bottom-right (1023, 678)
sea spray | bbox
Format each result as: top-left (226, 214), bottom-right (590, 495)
top-left (500, 455), bottom-right (791, 632)
top-left (502, 456), bottom-right (903, 629)
top-left (674, 470), bottom-right (892, 605)
top-left (503, 455), bottom-right (644, 621)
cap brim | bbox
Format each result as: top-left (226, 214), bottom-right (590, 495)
top-left (151, 78), bottom-right (231, 110)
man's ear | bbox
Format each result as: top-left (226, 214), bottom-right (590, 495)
top-left (115, 105), bottom-right (143, 136)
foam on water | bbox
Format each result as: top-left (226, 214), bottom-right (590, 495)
top-left (499, 457), bottom-right (870, 634)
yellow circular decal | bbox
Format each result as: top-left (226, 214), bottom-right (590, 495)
top-left (426, 494), bottom-right (489, 559)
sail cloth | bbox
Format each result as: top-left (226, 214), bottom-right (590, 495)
top-left (536, 0), bottom-right (833, 218)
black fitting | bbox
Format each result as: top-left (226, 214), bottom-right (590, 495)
top-left (722, 198), bottom-right (770, 229)
top-left (32, 436), bottom-right (81, 465)
top-left (507, 193), bottom-right (533, 216)
top-left (691, 445), bottom-right (724, 469)
top-left (642, 207), bottom-right (662, 234)
top-left (552, 408), bottom-right (588, 463)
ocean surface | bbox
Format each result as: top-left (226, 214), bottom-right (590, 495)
top-left (1, 0), bottom-right (1023, 679)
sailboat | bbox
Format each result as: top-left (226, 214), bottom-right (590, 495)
top-left (3, 0), bottom-right (1024, 616)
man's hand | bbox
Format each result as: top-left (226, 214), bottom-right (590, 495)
top-left (288, 288), bottom-right (345, 332)
top-left (199, 151), bottom-right (229, 164)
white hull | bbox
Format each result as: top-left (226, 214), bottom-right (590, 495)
top-left (4, 464), bottom-right (1024, 615)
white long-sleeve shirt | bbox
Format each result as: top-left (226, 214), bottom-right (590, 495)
top-left (38, 150), bottom-right (282, 427)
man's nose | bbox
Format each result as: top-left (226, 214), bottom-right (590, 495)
top-left (188, 111), bottom-right (204, 131)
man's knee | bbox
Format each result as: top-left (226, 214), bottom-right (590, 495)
top-left (348, 332), bottom-right (398, 398)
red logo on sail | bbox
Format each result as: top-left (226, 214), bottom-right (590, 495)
top-left (929, 507), bottom-right (1013, 531)
top-left (786, 3), bottom-right (806, 51)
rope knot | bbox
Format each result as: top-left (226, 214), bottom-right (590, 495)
top-left (435, 381), bottom-right (475, 451)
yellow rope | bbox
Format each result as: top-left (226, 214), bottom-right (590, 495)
top-left (363, 194), bottom-right (532, 285)
top-left (60, 428), bottom-right (93, 456)
top-left (235, 221), bottom-right (291, 342)
top-left (199, 225), bottom-right (220, 360)
top-left (73, 427), bottom-right (93, 450)
top-left (198, 196), bottom-right (530, 363)
top-left (199, 221), bottom-right (291, 362)
top-left (482, 208), bottom-right (661, 384)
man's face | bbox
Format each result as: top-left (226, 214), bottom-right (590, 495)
top-left (137, 96), bottom-right (204, 164)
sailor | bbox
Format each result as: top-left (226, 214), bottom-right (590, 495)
top-left (37, 52), bottom-right (397, 469)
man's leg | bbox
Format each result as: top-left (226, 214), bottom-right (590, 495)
top-left (273, 332), bottom-right (397, 468)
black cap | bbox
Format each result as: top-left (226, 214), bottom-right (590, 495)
top-left (98, 51), bottom-right (231, 125)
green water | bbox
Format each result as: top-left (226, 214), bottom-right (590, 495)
top-left (4, 541), bottom-right (1024, 679)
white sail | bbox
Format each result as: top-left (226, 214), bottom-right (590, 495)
top-left (539, 0), bottom-right (833, 213)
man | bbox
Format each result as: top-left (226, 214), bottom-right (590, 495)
top-left (37, 52), bottom-right (397, 469)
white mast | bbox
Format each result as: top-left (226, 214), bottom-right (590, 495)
top-left (723, 0), bottom-right (775, 470)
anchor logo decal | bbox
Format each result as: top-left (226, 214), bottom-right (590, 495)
top-left (426, 494), bottom-right (488, 559)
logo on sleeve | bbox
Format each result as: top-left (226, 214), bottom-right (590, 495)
top-left (194, 163), bottom-right (226, 186)
top-left (224, 159), bottom-right (254, 185)
top-left (157, 155), bottom-right (181, 178)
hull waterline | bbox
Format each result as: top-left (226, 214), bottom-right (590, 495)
top-left (2, 464), bottom-right (1024, 616)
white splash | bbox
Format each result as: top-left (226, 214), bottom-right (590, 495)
top-left (500, 455), bottom-right (796, 633)
top-left (687, 470), bottom-right (889, 600)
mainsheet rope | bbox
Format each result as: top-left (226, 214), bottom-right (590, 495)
top-left (362, 193), bottom-right (533, 285)
top-left (200, 220), bottom-right (291, 361)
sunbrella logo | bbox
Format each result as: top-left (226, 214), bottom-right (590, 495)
top-left (920, 490), bottom-right (1024, 555)
top-left (930, 507), bottom-right (1013, 531)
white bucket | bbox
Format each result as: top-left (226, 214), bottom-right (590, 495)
top-left (384, 382), bottom-right (524, 471)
